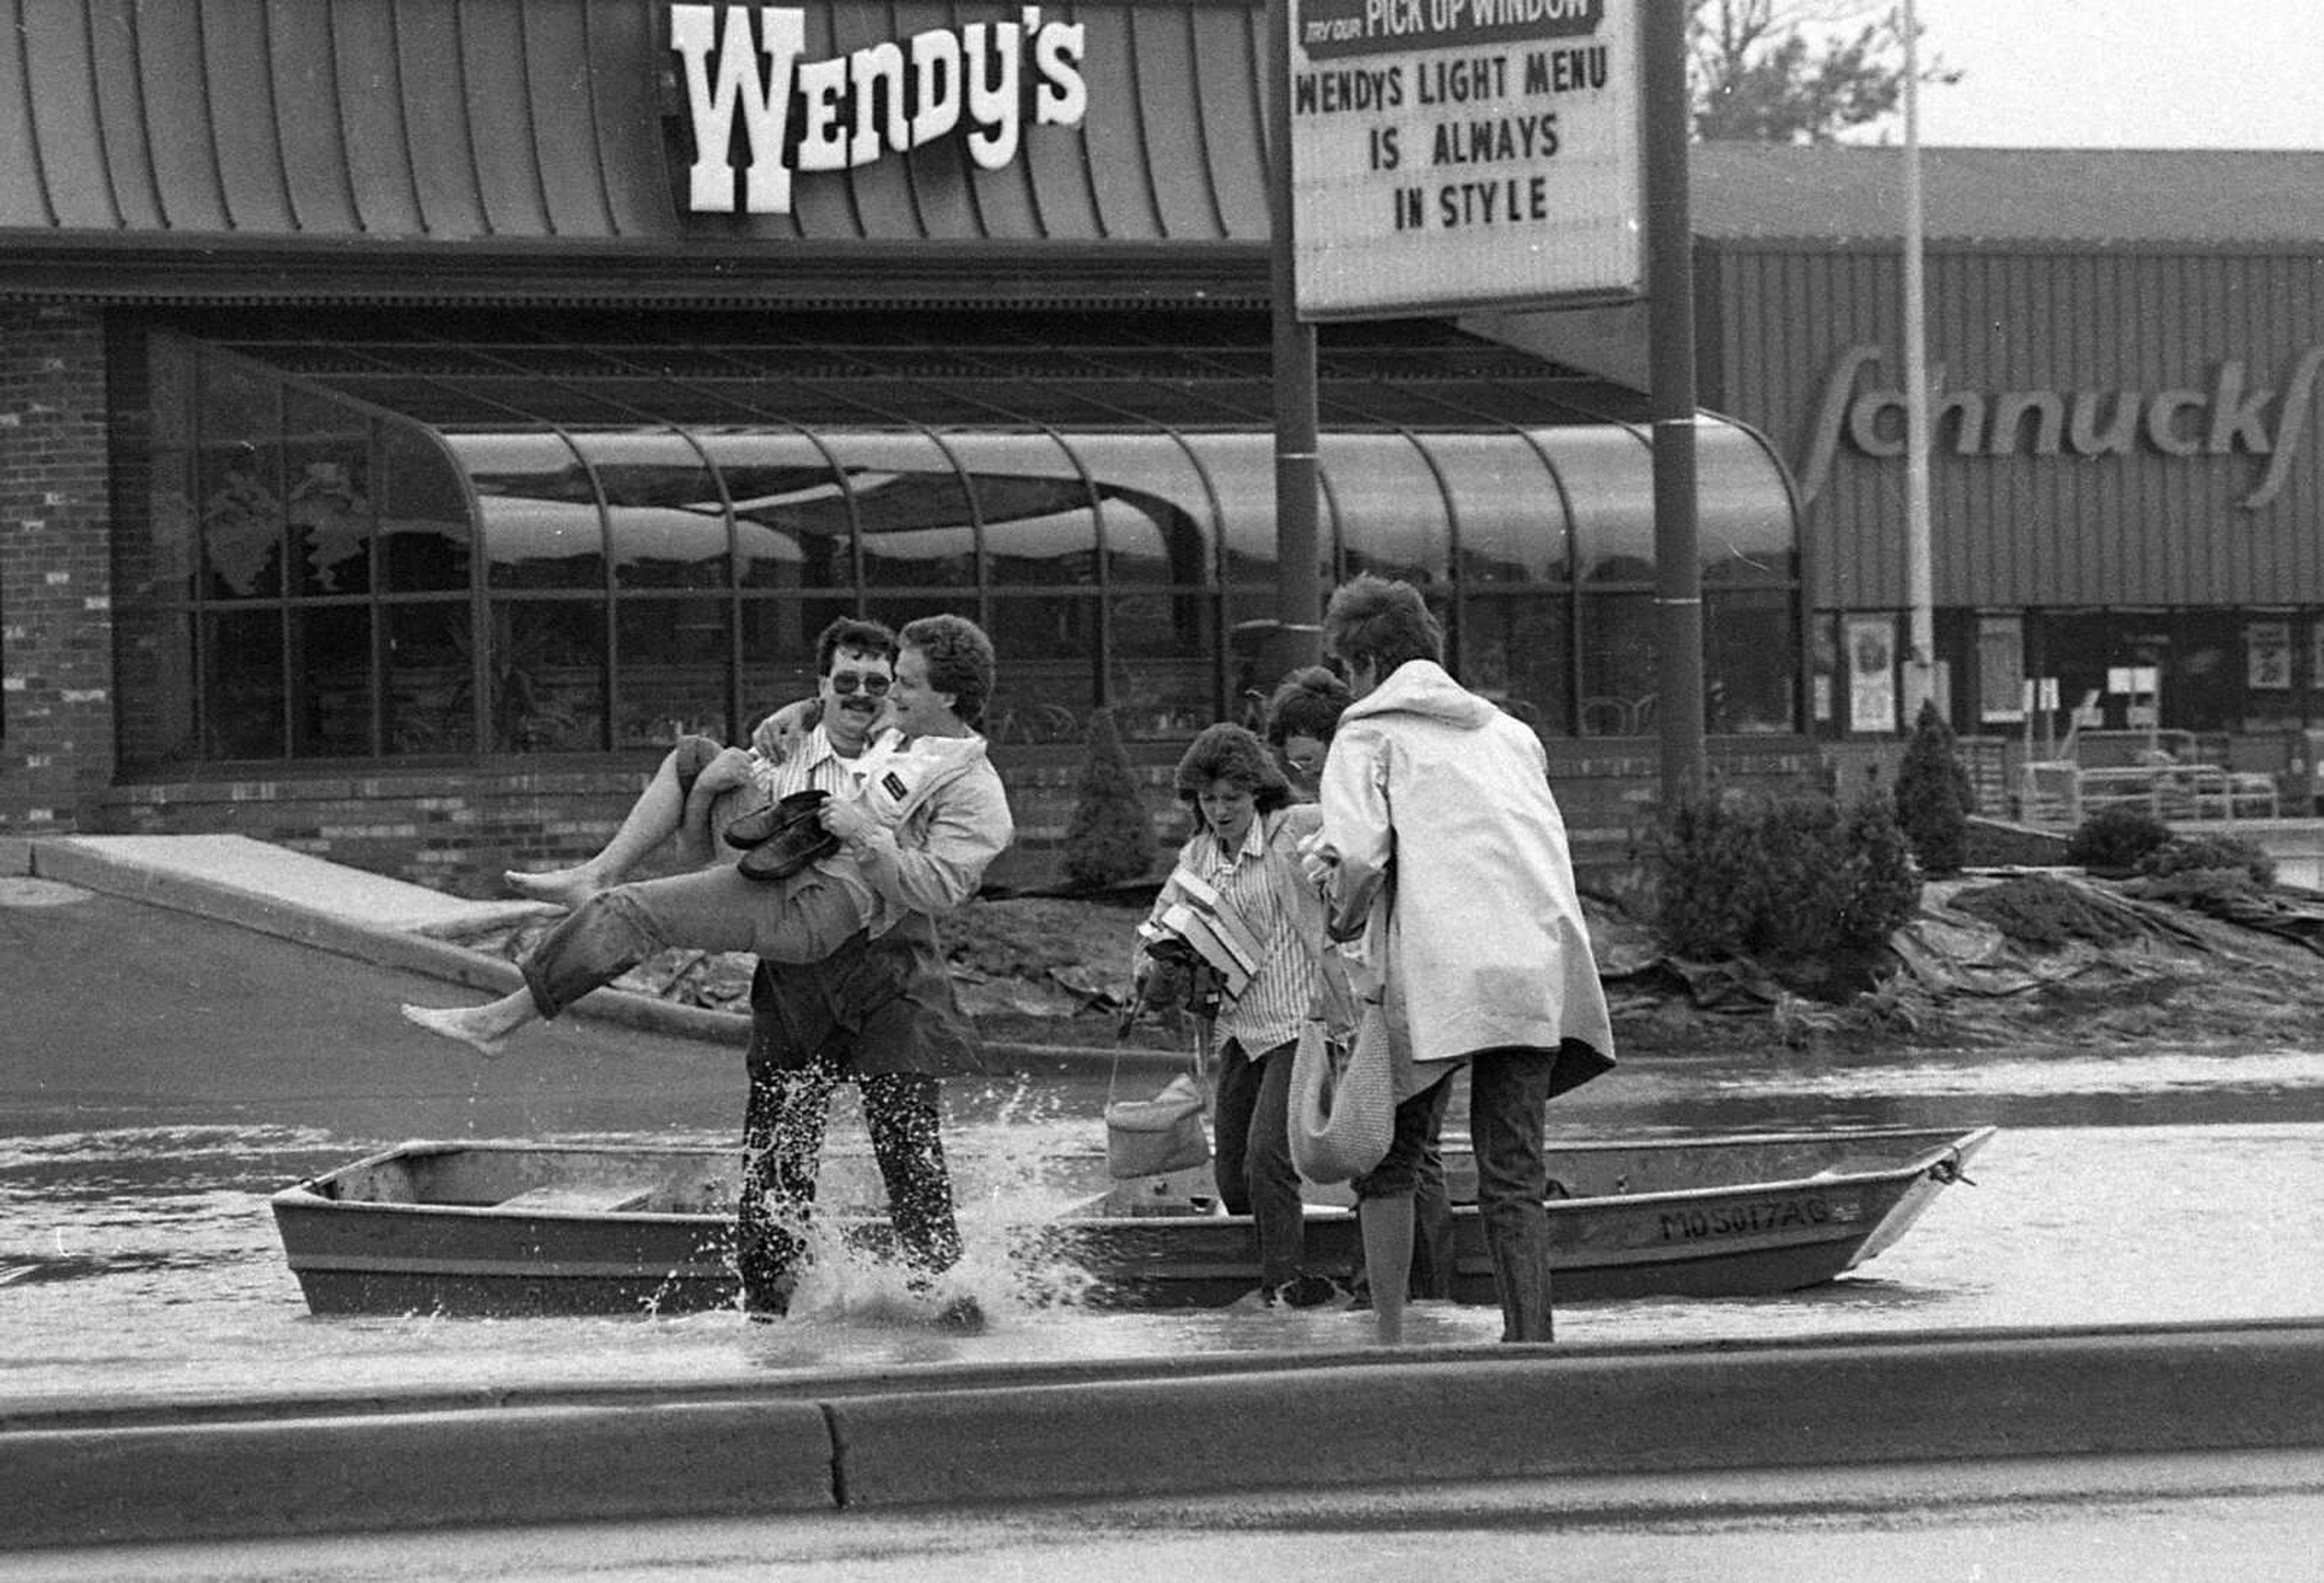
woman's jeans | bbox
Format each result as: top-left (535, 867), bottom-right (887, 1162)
top-left (1210, 1035), bottom-right (1307, 1288)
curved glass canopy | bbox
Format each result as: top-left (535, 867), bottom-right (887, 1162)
top-left (119, 313), bottom-right (1801, 767)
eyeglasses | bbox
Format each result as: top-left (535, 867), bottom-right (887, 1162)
top-left (826, 672), bottom-right (891, 696)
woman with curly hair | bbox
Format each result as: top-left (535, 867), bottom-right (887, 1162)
top-left (1262, 664), bottom-right (1352, 801)
top-left (1132, 722), bottom-right (1349, 1308)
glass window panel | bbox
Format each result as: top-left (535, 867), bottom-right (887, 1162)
top-left (1322, 434), bottom-right (1451, 585)
top-left (953, 434), bottom-right (1100, 588)
top-left (199, 436), bottom-right (286, 600)
top-left (384, 600), bottom-right (476, 755)
top-left (1697, 424), bottom-right (1799, 585)
top-left (986, 595), bottom-right (1102, 743)
top-left (284, 390), bottom-right (374, 597)
top-left (825, 431), bottom-right (976, 589)
top-left (1460, 592), bottom-right (1572, 736)
top-left (695, 430), bottom-right (854, 592)
top-left (203, 608), bottom-right (284, 758)
top-left (615, 598), bottom-right (732, 747)
top-left (1183, 434), bottom-right (1285, 584)
top-left (1224, 587), bottom-right (1296, 732)
top-left (1538, 426), bottom-right (1655, 584)
top-left (487, 600), bottom-right (605, 752)
top-left (1430, 433), bottom-right (1569, 586)
top-left (575, 430), bottom-right (731, 591)
top-left (1705, 589), bottom-right (1799, 734)
top-left (116, 608), bottom-right (200, 769)
top-left (1578, 591), bottom-right (1658, 737)
top-left (146, 339), bottom-right (200, 596)
top-left (740, 595), bottom-right (862, 725)
top-left (290, 605), bottom-right (373, 756)
top-left (1069, 432), bottom-right (1218, 587)
top-left (1112, 591), bottom-right (1219, 741)
top-left (380, 425), bottom-right (473, 592)
top-left (448, 432), bottom-right (606, 591)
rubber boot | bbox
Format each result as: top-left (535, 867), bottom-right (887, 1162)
top-left (1358, 1192), bottom-right (1416, 1347)
top-left (1486, 1214), bottom-right (1554, 1343)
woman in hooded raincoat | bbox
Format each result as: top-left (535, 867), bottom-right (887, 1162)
top-left (1305, 575), bottom-right (1615, 1345)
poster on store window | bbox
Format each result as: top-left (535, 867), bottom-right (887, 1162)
top-left (2247, 621), bottom-right (2293, 690)
top-left (1845, 615), bottom-right (1897, 735)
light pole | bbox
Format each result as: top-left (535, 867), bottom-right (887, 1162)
top-left (1900, 0), bottom-right (1936, 725)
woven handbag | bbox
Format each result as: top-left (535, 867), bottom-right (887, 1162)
top-left (1287, 993), bottom-right (1394, 1184)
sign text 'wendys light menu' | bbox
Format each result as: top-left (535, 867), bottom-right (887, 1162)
top-left (1289, 0), bottom-right (1641, 318)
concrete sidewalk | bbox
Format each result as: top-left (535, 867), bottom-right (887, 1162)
top-left (5, 1322), bottom-right (2323, 1549)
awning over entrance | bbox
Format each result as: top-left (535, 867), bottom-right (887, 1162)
top-left (122, 310), bottom-right (1804, 766)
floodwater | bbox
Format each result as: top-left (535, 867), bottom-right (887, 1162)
top-left (7, 1040), bottom-right (2324, 1409)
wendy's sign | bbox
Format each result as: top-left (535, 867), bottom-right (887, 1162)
top-left (671, 4), bottom-right (1089, 215)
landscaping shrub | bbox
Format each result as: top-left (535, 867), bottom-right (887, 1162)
top-left (2139, 832), bottom-right (2276, 887)
top-left (1894, 699), bottom-right (1974, 876)
top-left (1952, 874), bottom-right (2145, 950)
top-left (1060, 706), bottom-right (1155, 891)
top-left (1653, 785), bottom-right (1922, 968)
top-left (2064, 805), bottom-right (2171, 874)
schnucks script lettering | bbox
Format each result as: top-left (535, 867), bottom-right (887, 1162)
top-left (1797, 344), bottom-right (2324, 511)
top-left (671, 4), bottom-right (1089, 215)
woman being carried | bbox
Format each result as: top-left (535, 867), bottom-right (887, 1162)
top-left (402, 615), bottom-right (1012, 1058)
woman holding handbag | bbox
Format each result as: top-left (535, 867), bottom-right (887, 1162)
top-left (1303, 575), bottom-right (1617, 1346)
top-left (1132, 723), bottom-right (1352, 1309)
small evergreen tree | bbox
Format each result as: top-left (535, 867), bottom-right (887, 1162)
top-left (1062, 707), bottom-right (1154, 891)
top-left (1894, 699), bottom-right (1974, 876)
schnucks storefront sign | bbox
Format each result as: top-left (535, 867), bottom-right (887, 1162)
top-left (1287, 0), bottom-right (1642, 318)
top-left (1799, 342), bottom-right (2324, 510)
top-left (670, 4), bottom-right (1089, 215)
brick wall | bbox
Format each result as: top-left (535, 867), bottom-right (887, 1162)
top-left (0, 307), bottom-right (112, 833)
top-left (91, 737), bottom-right (1826, 899)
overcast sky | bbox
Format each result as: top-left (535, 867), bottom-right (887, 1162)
top-left (1855, 0), bottom-right (2323, 149)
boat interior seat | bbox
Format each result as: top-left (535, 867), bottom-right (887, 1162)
top-left (496, 1183), bottom-right (657, 1213)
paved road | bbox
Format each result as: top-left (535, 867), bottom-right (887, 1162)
top-left (7, 1450), bottom-right (2322, 1581)
top-left (7, 838), bottom-right (2324, 1575)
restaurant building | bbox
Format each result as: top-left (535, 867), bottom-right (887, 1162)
top-left (14, 6), bottom-right (2316, 890)
top-left (0, 0), bottom-right (1809, 888)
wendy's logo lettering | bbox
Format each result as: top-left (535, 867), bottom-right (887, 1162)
top-left (671, 4), bottom-right (1089, 215)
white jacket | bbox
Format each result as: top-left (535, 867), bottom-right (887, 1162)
top-left (1318, 659), bottom-right (1615, 1092)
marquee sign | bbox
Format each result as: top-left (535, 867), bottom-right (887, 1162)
top-left (1286, 0), bottom-right (1644, 319)
top-left (670, 4), bottom-right (1088, 215)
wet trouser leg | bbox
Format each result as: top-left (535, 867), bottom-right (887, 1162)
top-left (1469, 1046), bottom-right (1558, 1342)
top-left (1410, 1080), bottom-right (1458, 1300)
top-left (1209, 1037), bottom-right (1258, 1216)
top-left (735, 1057), bottom-right (838, 1314)
top-left (860, 1072), bottom-right (965, 1281)
top-left (1243, 1038), bottom-right (1305, 1288)
top-left (519, 865), bottom-right (866, 1018)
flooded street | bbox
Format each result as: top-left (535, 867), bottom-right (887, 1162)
top-left (7, 1039), bottom-right (2323, 1408)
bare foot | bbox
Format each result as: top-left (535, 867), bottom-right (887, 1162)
top-left (504, 866), bottom-right (602, 909)
top-left (401, 1003), bottom-right (513, 1060)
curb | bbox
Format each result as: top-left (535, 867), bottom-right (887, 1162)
top-left (6, 1323), bottom-right (2322, 1549)
top-left (17, 836), bottom-right (1180, 1070)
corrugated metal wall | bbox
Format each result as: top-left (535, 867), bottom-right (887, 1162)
top-left (1706, 244), bottom-right (2324, 614)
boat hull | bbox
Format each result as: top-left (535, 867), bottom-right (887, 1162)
top-left (270, 1127), bottom-right (1994, 1318)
